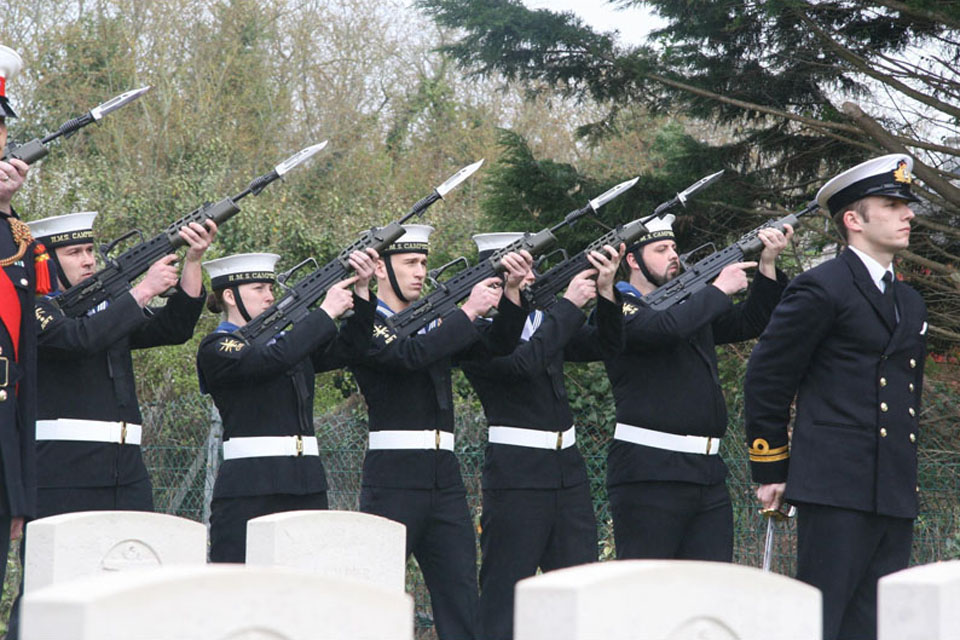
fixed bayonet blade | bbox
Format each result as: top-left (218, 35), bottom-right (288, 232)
top-left (275, 141), bottom-right (328, 176)
top-left (90, 86), bottom-right (152, 121)
top-left (589, 176), bottom-right (640, 211)
top-left (436, 159), bottom-right (484, 198)
top-left (677, 169), bottom-right (725, 206)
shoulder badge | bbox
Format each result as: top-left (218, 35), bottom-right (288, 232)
top-left (35, 304), bottom-right (56, 332)
top-left (622, 302), bottom-right (639, 317)
top-left (217, 337), bottom-right (246, 354)
top-left (372, 321), bottom-right (396, 345)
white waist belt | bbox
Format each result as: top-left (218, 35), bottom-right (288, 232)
top-left (614, 423), bottom-right (720, 455)
top-left (222, 435), bottom-right (319, 460)
top-left (368, 430), bottom-right (455, 451)
top-left (36, 419), bottom-right (142, 445)
top-left (489, 425), bottom-right (577, 450)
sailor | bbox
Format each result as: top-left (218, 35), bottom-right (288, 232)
top-left (746, 154), bottom-right (926, 640)
top-left (29, 211), bottom-right (215, 517)
top-left (344, 224), bottom-right (533, 640)
top-left (605, 213), bottom-right (791, 560)
top-left (460, 232), bottom-right (624, 639)
top-left (197, 249), bottom-right (377, 562)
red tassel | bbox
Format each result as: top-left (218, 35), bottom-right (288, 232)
top-left (33, 243), bottom-right (54, 295)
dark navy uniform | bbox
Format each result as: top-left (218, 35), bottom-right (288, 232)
top-left (346, 295), bottom-right (527, 640)
top-left (460, 294), bottom-right (622, 640)
top-left (197, 294), bottom-right (374, 563)
top-left (605, 273), bottom-right (785, 560)
top-left (34, 285), bottom-right (204, 515)
top-left (0, 210), bottom-right (40, 589)
top-left (746, 153), bottom-right (926, 640)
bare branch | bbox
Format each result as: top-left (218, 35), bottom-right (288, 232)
top-left (842, 102), bottom-right (960, 210)
top-left (871, 0), bottom-right (960, 31)
top-left (795, 10), bottom-right (960, 120)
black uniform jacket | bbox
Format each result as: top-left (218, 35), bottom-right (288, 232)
top-left (0, 210), bottom-right (38, 518)
top-left (745, 249), bottom-right (926, 519)
top-left (35, 285), bottom-right (204, 489)
top-left (346, 295), bottom-right (528, 490)
top-left (461, 295), bottom-right (623, 490)
top-left (197, 294), bottom-right (375, 499)
top-left (605, 273), bottom-right (787, 487)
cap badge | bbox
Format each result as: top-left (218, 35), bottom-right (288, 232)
top-left (893, 160), bottom-right (912, 185)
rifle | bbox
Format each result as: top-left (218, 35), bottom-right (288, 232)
top-left (2, 86), bottom-right (151, 163)
top-left (642, 200), bottom-right (819, 311)
top-left (384, 176), bottom-right (640, 339)
top-left (524, 170), bottom-right (726, 310)
top-left (236, 159), bottom-right (485, 346)
top-left (55, 142), bottom-right (328, 318)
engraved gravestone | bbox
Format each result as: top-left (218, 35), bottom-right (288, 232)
top-left (514, 560), bottom-right (822, 640)
top-left (246, 510), bottom-right (406, 592)
top-left (24, 511), bottom-right (207, 591)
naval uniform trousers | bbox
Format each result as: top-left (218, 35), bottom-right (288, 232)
top-left (479, 484), bottom-right (596, 639)
top-left (795, 503), bottom-right (912, 640)
top-left (360, 484), bottom-right (478, 637)
top-left (608, 479), bottom-right (732, 561)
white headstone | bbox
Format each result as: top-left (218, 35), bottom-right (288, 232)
top-left (879, 560), bottom-right (960, 640)
top-left (246, 510), bottom-right (406, 592)
top-left (515, 560), bottom-right (822, 640)
top-left (20, 565), bottom-right (414, 640)
top-left (24, 511), bottom-right (207, 592)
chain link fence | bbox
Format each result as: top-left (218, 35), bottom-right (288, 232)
top-left (3, 363), bottom-right (959, 638)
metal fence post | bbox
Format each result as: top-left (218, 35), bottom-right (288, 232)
top-left (203, 402), bottom-right (222, 527)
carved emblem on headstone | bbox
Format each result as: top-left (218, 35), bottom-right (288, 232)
top-left (100, 539), bottom-right (162, 571)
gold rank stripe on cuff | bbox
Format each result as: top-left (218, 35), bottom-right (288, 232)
top-left (748, 438), bottom-right (790, 463)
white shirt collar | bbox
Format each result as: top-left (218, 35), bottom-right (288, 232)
top-left (847, 245), bottom-right (894, 292)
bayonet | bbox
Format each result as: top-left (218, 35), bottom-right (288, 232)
top-left (436, 159), bottom-right (484, 198)
top-left (88, 85), bottom-right (152, 122)
top-left (3, 85), bottom-right (152, 163)
top-left (653, 169), bottom-right (725, 217)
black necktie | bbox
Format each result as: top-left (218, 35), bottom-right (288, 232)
top-left (881, 271), bottom-right (898, 327)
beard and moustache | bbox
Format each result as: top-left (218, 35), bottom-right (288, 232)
top-left (638, 254), bottom-right (680, 288)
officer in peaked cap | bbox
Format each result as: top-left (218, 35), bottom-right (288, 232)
top-left (460, 232), bottom-right (624, 640)
top-left (0, 43), bottom-right (45, 595)
top-left (197, 249), bottom-right (377, 563)
top-left (745, 154), bottom-right (926, 640)
top-left (341, 224), bottom-right (533, 640)
top-left (604, 211), bottom-right (792, 562)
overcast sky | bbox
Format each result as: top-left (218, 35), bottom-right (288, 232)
top-left (520, 0), bottom-right (663, 46)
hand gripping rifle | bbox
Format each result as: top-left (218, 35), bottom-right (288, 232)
top-left (642, 199), bottom-right (819, 311)
top-left (236, 159), bottom-right (485, 346)
top-left (384, 176), bottom-right (641, 339)
top-left (524, 170), bottom-right (725, 310)
top-left (55, 142), bottom-right (328, 318)
top-left (2, 86), bottom-right (152, 163)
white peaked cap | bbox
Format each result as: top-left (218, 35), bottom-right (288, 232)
top-left (28, 212), bottom-right (98, 247)
top-left (203, 253), bottom-right (280, 290)
top-left (816, 153), bottom-right (920, 215)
